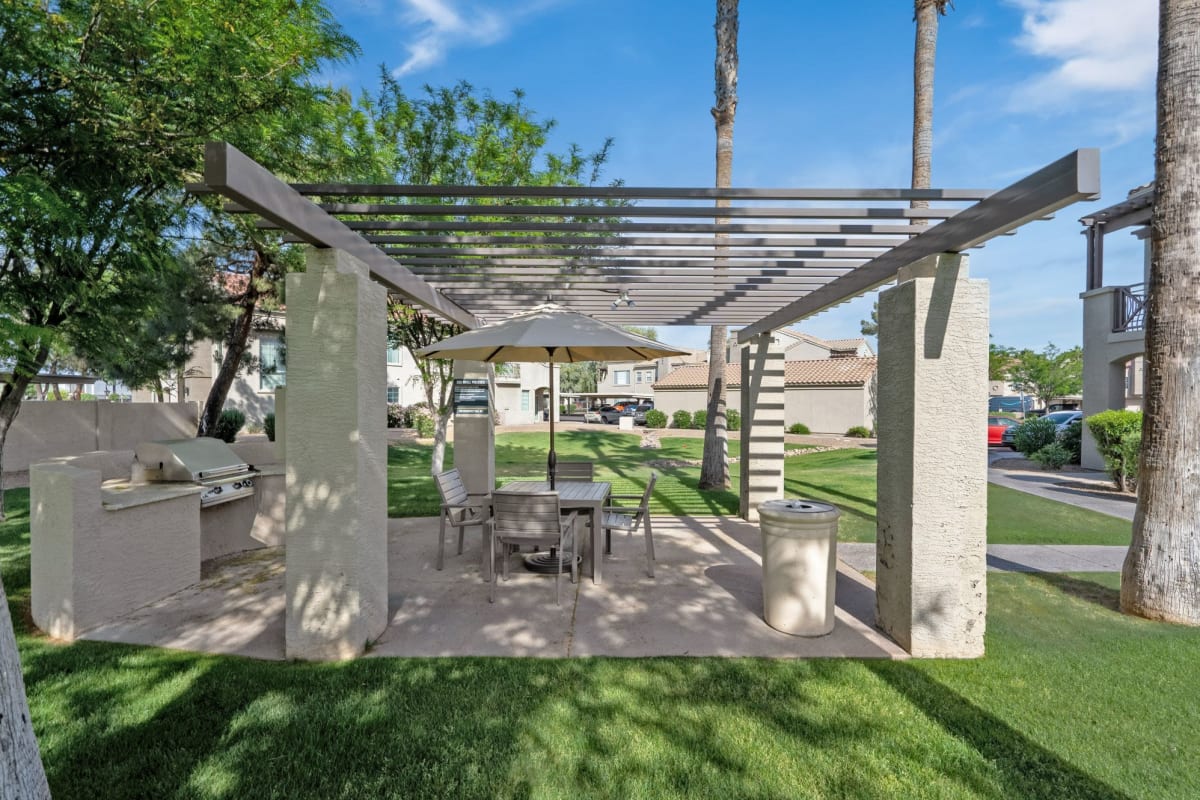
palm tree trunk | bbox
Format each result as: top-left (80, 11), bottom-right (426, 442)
top-left (1122, 0), bottom-right (1200, 625)
top-left (700, 0), bottom-right (738, 491)
top-left (0, 572), bottom-right (51, 799)
top-left (911, 0), bottom-right (947, 223)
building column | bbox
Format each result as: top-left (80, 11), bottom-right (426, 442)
top-left (284, 248), bottom-right (388, 660)
top-left (739, 332), bottom-right (786, 522)
top-left (875, 253), bottom-right (988, 658)
top-left (1079, 287), bottom-right (1136, 470)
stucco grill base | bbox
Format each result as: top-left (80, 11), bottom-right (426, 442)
top-left (79, 516), bottom-right (907, 660)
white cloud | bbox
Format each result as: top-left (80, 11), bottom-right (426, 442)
top-left (390, 0), bottom-right (556, 77)
top-left (1010, 0), bottom-right (1158, 107)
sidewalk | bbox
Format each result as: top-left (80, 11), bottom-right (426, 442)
top-left (839, 543), bottom-right (1127, 573)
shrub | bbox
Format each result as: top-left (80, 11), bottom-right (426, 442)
top-left (671, 410), bottom-right (693, 430)
top-left (845, 425), bottom-right (871, 438)
top-left (1031, 442), bottom-right (1071, 470)
top-left (1059, 419), bottom-right (1082, 465)
top-left (264, 413), bottom-right (276, 442)
top-left (726, 409), bottom-right (741, 432)
top-left (213, 409), bottom-right (246, 443)
top-left (644, 409), bottom-right (667, 429)
top-left (1013, 416), bottom-right (1057, 456)
top-left (412, 411), bottom-right (435, 438)
top-left (1087, 410), bottom-right (1143, 492)
top-left (386, 404), bottom-right (405, 428)
top-left (788, 422), bottom-right (811, 435)
top-left (692, 409), bottom-right (707, 430)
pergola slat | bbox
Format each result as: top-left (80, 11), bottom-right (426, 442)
top-left (261, 220), bottom-right (930, 235)
top-left (285, 203), bottom-right (959, 220)
top-left (737, 148), bottom-right (1101, 342)
top-left (284, 184), bottom-right (994, 201)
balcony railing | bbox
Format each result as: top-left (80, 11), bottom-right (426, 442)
top-left (1113, 283), bottom-right (1147, 333)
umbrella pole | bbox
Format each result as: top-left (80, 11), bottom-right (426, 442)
top-left (548, 350), bottom-right (557, 489)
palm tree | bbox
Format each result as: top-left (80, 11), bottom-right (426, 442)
top-left (911, 0), bottom-right (952, 222)
top-left (699, 0), bottom-right (738, 491)
top-left (1122, 0), bottom-right (1200, 625)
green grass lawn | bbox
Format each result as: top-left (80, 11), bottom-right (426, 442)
top-left (3, 486), bottom-right (1197, 798)
top-left (391, 431), bottom-right (1131, 545)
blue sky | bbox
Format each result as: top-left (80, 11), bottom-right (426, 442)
top-left (325, 0), bottom-right (1157, 353)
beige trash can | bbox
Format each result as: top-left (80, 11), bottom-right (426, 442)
top-left (758, 499), bottom-right (840, 636)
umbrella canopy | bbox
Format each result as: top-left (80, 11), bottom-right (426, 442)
top-left (416, 304), bottom-right (688, 363)
top-left (416, 304), bottom-right (689, 488)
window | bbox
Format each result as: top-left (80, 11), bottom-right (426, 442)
top-left (387, 386), bottom-right (399, 404)
top-left (521, 390), bottom-right (530, 411)
top-left (634, 371), bottom-right (643, 383)
top-left (259, 337), bottom-right (285, 390)
top-left (614, 370), bottom-right (630, 386)
top-left (387, 346), bottom-right (402, 365)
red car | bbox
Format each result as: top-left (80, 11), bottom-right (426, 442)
top-left (988, 416), bottom-right (1017, 445)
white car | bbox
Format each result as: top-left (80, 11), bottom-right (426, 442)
top-left (583, 409), bottom-right (603, 424)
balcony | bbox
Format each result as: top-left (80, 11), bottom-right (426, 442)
top-left (1112, 283), bottom-right (1146, 333)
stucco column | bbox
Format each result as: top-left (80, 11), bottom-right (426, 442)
top-left (739, 332), bottom-right (786, 521)
top-left (875, 253), bottom-right (988, 658)
top-left (284, 248), bottom-right (388, 660)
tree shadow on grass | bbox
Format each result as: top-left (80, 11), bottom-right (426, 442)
top-left (1032, 573), bottom-right (1122, 613)
top-left (868, 662), bottom-right (1133, 800)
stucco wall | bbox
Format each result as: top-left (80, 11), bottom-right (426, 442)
top-left (4, 402), bottom-right (197, 473)
top-left (654, 386), bottom-right (871, 433)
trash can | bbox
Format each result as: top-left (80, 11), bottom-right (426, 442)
top-left (758, 499), bottom-right (840, 636)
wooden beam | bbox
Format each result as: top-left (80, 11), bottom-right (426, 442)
top-left (200, 143), bottom-right (479, 329)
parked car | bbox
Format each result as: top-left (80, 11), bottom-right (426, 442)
top-left (598, 405), bottom-right (623, 424)
top-left (987, 416), bottom-right (1017, 446)
top-left (1001, 411), bottom-right (1082, 448)
top-left (583, 408), bottom-right (603, 424)
top-left (631, 404), bottom-right (655, 425)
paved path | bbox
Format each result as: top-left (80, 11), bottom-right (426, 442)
top-left (839, 543), bottom-right (1127, 573)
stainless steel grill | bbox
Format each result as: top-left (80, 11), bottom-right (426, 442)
top-left (135, 439), bottom-right (258, 508)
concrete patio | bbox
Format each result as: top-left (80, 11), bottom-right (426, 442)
top-left (79, 515), bottom-right (906, 661)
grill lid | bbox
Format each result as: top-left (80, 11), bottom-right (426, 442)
top-left (135, 438), bottom-right (250, 483)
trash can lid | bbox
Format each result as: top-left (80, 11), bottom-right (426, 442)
top-left (758, 498), bottom-right (840, 523)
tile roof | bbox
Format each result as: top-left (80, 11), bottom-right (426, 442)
top-left (822, 337), bottom-right (869, 351)
top-left (654, 357), bottom-right (877, 389)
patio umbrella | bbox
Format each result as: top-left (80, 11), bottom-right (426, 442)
top-left (416, 303), bottom-right (688, 488)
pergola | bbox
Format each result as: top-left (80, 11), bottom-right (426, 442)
top-left (190, 142), bottom-right (1099, 661)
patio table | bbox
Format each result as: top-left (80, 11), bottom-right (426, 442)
top-left (496, 480), bottom-right (612, 584)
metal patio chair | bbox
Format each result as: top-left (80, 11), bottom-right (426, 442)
top-left (602, 472), bottom-right (657, 578)
top-left (489, 489), bottom-right (578, 604)
top-left (434, 468), bottom-right (491, 570)
top-left (548, 461), bottom-right (594, 482)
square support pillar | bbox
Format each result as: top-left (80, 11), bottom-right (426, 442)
top-left (739, 333), bottom-right (787, 521)
top-left (284, 248), bottom-right (388, 660)
top-left (875, 253), bottom-right (988, 658)
top-left (451, 361), bottom-right (495, 496)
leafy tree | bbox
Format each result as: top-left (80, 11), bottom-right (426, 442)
top-left (1124, 0), bottom-right (1200, 625)
top-left (331, 77), bottom-right (614, 473)
top-left (558, 362), bottom-right (599, 394)
top-left (700, 0), bottom-right (739, 492)
top-left (624, 326), bottom-right (659, 341)
top-left (1007, 344), bottom-right (1082, 408)
top-left (860, 300), bottom-right (879, 337)
top-left (989, 343), bottom-right (1016, 382)
top-left (0, 0), bottom-right (357, 510)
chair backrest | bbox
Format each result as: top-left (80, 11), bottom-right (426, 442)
top-left (639, 472), bottom-right (658, 510)
top-left (553, 461), bottom-right (594, 482)
top-left (434, 469), bottom-right (470, 507)
top-left (491, 489), bottom-right (563, 539)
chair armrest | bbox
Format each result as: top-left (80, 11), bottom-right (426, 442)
top-left (609, 493), bottom-right (643, 500)
top-left (444, 502), bottom-right (490, 514)
top-left (603, 505), bottom-right (642, 515)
